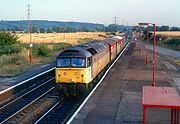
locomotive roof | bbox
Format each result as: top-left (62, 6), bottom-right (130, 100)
top-left (57, 40), bottom-right (108, 58)
top-left (85, 40), bottom-right (108, 52)
top-left (57, 47), bottom-right (92, 58)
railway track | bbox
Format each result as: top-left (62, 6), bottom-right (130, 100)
top-left (0, 68), bottom-right (55, 107)
top-left (0, 77), bottom-right (56, 124)
top-left (0, 42), bottom-right (130, 124)
top-left (34, 98), bottom-right (81, 124)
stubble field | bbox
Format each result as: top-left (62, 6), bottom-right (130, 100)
top-left (156, 31), bottom-right (180, 36)
top-left (17, 32), bottom-right (106, 45)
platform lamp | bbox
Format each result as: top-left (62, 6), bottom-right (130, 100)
top-left (139, 23), bottom-right (156, 87)
top-left (134, 26), bottom-right (138, 45)
top-left (135, 25), bottom-right (142, 55)
top-left (140, 26), bottom-right (143, 55)
top-left (138, 23), bottom-right (149, 65)
top-left (146, 26), bottom-right (149, 65)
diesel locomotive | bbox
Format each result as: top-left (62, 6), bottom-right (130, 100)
top-left (55, 36), bottom-right (127, 96)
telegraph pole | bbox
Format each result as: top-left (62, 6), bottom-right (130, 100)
top-left (28, 4), bottom-right (32, 63)
top-left (122, 19), bottom-right (124, 26)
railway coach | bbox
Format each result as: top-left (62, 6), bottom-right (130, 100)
top-left (55, 36), bottom-right (127, 96)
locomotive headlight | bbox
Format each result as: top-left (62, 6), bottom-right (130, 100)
top-left (80, 71), bottom-right (84, 77)
top-left (74, 72), bottom-right (78, 76)
top-left (63, 72), bottom-right (67, 76)
top-left (58, 70), bottom-right (61, 77)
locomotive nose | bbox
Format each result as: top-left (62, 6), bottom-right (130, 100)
top-left (56, 68), bottom-right (85, 83)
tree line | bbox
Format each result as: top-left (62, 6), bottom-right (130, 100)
top-left (0, 24), bottom-right (129, 33)
top-left (0, 24), bottom-right (180, 33)
top-left (0, 26), bottom-right (102, 33)
top-left (134, 25), bottom-right (180, 32)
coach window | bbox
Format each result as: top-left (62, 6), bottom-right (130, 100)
top-left (87, 57), bottom-right (92, 67)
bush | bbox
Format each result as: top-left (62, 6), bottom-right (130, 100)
top-left (0, 44), bottom-right (21, 56)
top-left (0, 55), bottom-right (21, 65)
top-left (0, 32), bottom-right (18, 46)
top-left (0, 32), bottom-right (19, 56)
top-left (20, 43), bottom-right (71, 57)
top-left (33, 45), bottom-right (50, 57)
top-left (53, 43), bottom-right (72, 51)
top-left (169, 39), bottom-right (180, 46)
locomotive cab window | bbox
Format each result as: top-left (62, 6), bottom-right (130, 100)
top-left (71, 58), bottom-right (86, 67)
top-left (57, 58), bottom-right (86, 67)
top-left (57, 58), bottom-right (70, 67)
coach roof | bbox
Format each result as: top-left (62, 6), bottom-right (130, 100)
top-left (103, 38), bottom-right (117, 45)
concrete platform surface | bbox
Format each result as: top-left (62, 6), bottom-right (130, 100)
top-left (71, 42), bottom-right (180, 124)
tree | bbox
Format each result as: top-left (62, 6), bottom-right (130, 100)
top-left (80, 26), bottom-right (89, 32)
top-left (47, 28), bottom-right (53, 33)
top-left (39, 28), bottom-right (46, 33)
top-left (159, 25), bottom-right (169, 31)
top-left (0, 32), bottom-right (18, 46)
top-left (105, 24), bottom-right (118, 32)
top-left (32, 26), bottom-right (39, 33)
top-left (170, 27), bottom-right (180, 31)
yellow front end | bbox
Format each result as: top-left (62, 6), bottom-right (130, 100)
top-left (56, 67), bottom-right (92, 84)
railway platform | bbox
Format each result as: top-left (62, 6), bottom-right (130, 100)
top-left (71, 42), bottom-right (180, 124)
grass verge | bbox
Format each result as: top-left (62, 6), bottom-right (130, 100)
top-left (0, 43), bottom-right (72, 77)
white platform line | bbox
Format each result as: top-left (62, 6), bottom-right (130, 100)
top-left (0, 67), bottom-right (55, 95)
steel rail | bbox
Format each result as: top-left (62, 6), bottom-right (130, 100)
top-left (0, 87), bottom-right (55, 124)
top-left (34, 98), bottom-right (63, 124)
top-left (0, 67), bottom-right (55, 95)
top-left (0, 77), bottom-right (55, 110)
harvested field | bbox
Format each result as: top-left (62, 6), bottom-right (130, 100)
top-left (155, 31), bottom-right (180, 36)
top-left (17, 32), bottom-right (106, 45)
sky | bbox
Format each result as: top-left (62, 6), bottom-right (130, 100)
top-left (0, 0), bottom-right (179, 26)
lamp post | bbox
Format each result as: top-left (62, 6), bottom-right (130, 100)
top-left (29, 26), bottom-right (32, 63)
top-left (139, 23), bottom-right (156, 86)
top-left (135, 26), bottom-right (138, 44)
top-left (135, 26), bottom-right (142, 54)
top-left (139, 23), bottom-right (149, 65)
top-left (28, 4), bottom-right (32, 63)
top-left (140, 26), bottom-right (143, 55)
top-left (145, 26), bottom-right (149, 65)
top-left (152, 23), bottom-right (156, 86)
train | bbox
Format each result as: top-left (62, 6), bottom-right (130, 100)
top-left (55, 36), bottom-right (127, 96)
